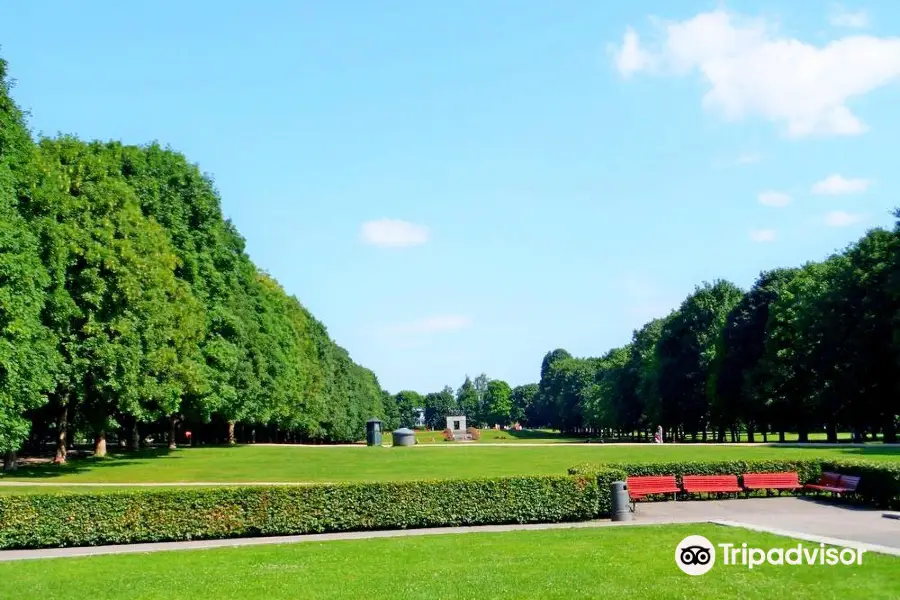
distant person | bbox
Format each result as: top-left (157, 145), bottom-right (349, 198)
top-left (654, 426), bottom-right (663, 444)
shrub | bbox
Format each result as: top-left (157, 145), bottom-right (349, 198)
top-left (0, 475), bottom-right (599, 550)
top-left (442, 428), bottom-right (454, 441)
top-left (821, 459), bottom-right (900, 509)
top-left (569, 459), bottom-right (822, 485)
top-left (467, 427), bottom-right (481, 441)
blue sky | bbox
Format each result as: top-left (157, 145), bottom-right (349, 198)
top-left (2, 1), bottom-right (899, 394)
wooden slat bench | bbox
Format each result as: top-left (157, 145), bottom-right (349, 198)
top-left (681, 474), bottom-right (742, 497)
top-left (742, 472), bottom-right (802, 495)
top-left (626, 475), bottom-right (680, 509)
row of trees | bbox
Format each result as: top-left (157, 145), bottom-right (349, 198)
top-left (401, 220), bottom-right (899, 442)
top-left (0, 58), bottom-right (394, 468)
top-left (526, 227), bottom-right (900, 443)
top-left (385, 376), bottom-right (539, 431)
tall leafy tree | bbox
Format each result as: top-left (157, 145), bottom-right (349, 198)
top-left (483, 379), bottom-right (512, 426)
top-left (0, 59), bottom-right (55, 469)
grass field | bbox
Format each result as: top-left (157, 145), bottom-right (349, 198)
top-left (1, 443), bottom-right (898, 492)
top-left (1, 524), bottom-right (896, 599)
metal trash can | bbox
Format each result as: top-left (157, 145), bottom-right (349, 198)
top-left (610, 481), bottom-right (632, 521)
top-left (392, 427), bottom-right (416, 447)
top-left (366, 418), bottom-right (383, 446)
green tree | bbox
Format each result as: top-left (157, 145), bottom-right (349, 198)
top-left (393, 390), bottom-right (424, 429)
top-left (510, 383), bottom-right (538, 425)
top-left (424, 386), bottom-right (457, 429)
top-left (0, 58), bottom-right (55, 469)
top-left (656, 280), bottom-right (744, 440)
top-left (483, 379), bottom-right (513, 426)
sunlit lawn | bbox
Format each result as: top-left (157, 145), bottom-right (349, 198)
top-left (0, 443), bottom-right (897, 492)
top-left (1, 524), bottom-right (896, 600)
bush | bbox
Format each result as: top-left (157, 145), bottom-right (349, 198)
top-left (569, 459), bottom-right (825, 513)
top-left (569, 459), bottom-right (822, 484)
top-left (442, 428), bottom-right (454, 441)
top-left (0, 475), bottom-right (599, 550)
top-left (821, 459), bottom-right (900, 509)
top-left (467, 427), bottom-right (480, 441)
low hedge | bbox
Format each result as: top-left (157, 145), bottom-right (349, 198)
top-left (0, 475), bottom-right (598, 550)
top-left (570, 458), bottom-right (900, 511)
top-left (568, 459), bottom-right (823, 483)
top-left (820, 460), bottom-right (900, 509)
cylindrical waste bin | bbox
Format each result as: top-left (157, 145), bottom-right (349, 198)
top-left (366, 418), bottom-right (383, 446)
top-left (610, 481), bottom-right (632, 521)
top-left (392, 428), bottom-right (416, 447)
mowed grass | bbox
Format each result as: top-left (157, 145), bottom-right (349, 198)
top-left (2, 524), bottom-right (897, 600)
top-left (1, 444), bottom-right (898, 491)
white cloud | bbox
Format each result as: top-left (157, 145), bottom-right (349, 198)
top-left (824, 210), bottom-right (866, 226)
top-left (749, 228), bottom-right (777, 242)
top-left (360, 219), bottom-right (429, 247)
top-left (613, 27), bottom-right (655, 76)
top-left (381, 315), bottom-right (472, 335)
top-left (611, 9), bottom-right (900, 137)
top-left (830, 6), bottom-right (869, 29)
top-left (812, 174), bottom-right (872, 195)
top-left (758, 191), bottom-right (792, 207)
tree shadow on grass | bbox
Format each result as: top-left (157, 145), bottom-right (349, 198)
top-left (0, 447), bottom-right (184, 480)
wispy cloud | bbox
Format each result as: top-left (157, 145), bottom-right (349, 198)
top-left (758, 191), bottom-right (792, 207)
top-left (360, 219), bottom-right (429, 247)
top-left (824, 210), bottom-right (866, 227)
top-left (749, 228), bottom-right (777, 242)
top-left (812, 174), bottom-right (872, 195)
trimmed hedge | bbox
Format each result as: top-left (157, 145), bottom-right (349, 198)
top-left (570, 458), bottom-right (900, 511)
top-left (568, 459), bottom-right (822, 483)
top-left (0, 475), bottom-right (598, 550)
top-left (821, 460), bottom-right (900, 509)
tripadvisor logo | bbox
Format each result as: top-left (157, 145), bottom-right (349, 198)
top-left (675, 535), bottom-right (865, 575)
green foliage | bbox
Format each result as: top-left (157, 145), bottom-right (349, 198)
top-left (0, 59), bottom-right (55, 455)
top-left (0, 475), bottom-right (599, 550)
top-left (821, 460), bottom-right (900, 509)
top-left (483, 379), bottom-right (512, 426)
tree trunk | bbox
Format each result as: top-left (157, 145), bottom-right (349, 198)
top-left (55, 401), bottom-right (68, 464)
top-left (825, 423), bottom-right (837, 443)
top-left (747, 423), bottom-right (755, 443)
top-left (168, 415), bottom-right (177, 450)
top-left (779, 430), bottom-right (786, 443)
top-left (797, 429), bottom-right (809, 443)
top-left (761, 430), bottom-right (768, 443)
top-left (884, 418), bottom-right (898, 444)
top-left (227, 420), bottom-right (236, 445)
top-left (3, 450), bottom-right (17, 472)
top-left (94, 430), bottom-right (107, 457)
top-left (130, 421), bottom-right (141, 451)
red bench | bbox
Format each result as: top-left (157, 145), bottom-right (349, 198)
top-left (804, 472), bottom-right (861, 496)
top-left (627, 475), bottom-right (680, 508)
top-left (681, 474), bottom-right (742, 497)
top-left (742, 472), bottom-right (802, 494)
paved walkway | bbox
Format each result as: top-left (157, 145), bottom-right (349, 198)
top-left (634, 497), bottom-right (900, 552)
top-left (1, 497), bottom-right (898, 562)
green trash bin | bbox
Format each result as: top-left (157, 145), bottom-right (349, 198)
top-left (366, 418), bottom-right (383, 446)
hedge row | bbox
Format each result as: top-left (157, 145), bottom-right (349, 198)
top-left (821, 460), bottom-right (900, 510)
top-left (569, 458), bottom-right (900, 510)
top-left (0, 475), bottom-right (598, 550)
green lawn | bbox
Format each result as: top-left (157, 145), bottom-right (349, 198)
top-left (1, 444), bottom-right (897, 490)
top-left (383, 428), bottom-right (588, 444)
top-left (1, 524), bottom-right (896, 600)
